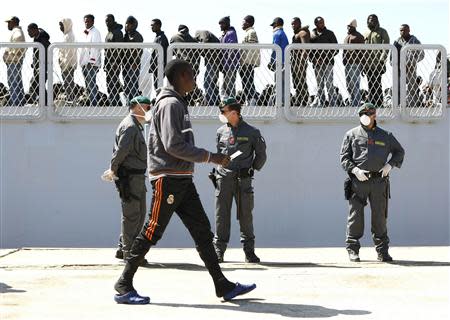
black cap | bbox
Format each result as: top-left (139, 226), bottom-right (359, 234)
top-left (178, 24), bottom-right (188, 32)
top-left (5, 16), bottom-right (19, 24)
top-left (314, 16), bottom-right (324, 24)
top-left (270, 17), bottom-right (283, 26)
top-left (219, 16), bottom-right (230, 24)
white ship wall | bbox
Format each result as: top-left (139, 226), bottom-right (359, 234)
top-left (1, 114), bottom-right (449, 248)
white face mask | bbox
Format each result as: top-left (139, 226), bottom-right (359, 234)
top-left (219, 114), bottom-right (228, 124)
top-left (360, 114), bottom-right (371, 126)
top-left (132, 103), bottom-right (152, 122)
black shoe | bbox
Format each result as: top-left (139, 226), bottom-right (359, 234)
top-left (115, 249), bottom-right (123, 260)
top-left (216, 250), bottom-right (224, 263)
top-left (377, 252), bottom-right (393, 262)
top-left (245, 251), bottom-right (260, 263)
top-left (348, 250), bottom-right (360, 262)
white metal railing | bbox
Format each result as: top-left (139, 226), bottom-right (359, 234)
top-left (47, 43), bottom-right (164, 120)
top-left (399, 44), bottom-right (447, 121)
top-left (0, 42), bottom-right (45, 120)
top-left (284, 44), bottom-right (399, 122)
top-left (1, 43), bottom-right (447, 122)
top-left (167, 43), bottom-right (282, 121)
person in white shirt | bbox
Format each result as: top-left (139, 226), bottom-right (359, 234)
top-left (79, 14), bottom-right (101, 106)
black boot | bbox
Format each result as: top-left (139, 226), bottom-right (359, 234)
top-left (244, 250), bottom-right (260, 263)
top-left (347, 249), bottom-right (360, 262)
top-left (377, 251), bottom-right (393, 262)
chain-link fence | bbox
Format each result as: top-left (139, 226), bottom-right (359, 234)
top-left (167, 43), bottom-right (282, 120)
top-left (284, 44), bottom-right (398, 122)
top-left (400, 44), bottom-right (447, 121)
top-left (0, 42), bottom-right (45, 120)
top-left (47, 43), bottom-right (164, 120)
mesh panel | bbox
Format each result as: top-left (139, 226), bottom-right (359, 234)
top-left (284, 44), bottom-right (397, 121)
top-left (400, 45), bottom-right (447, 120)
top-left (167, 43), bottom-right (282, 120)
top-left (0, 43), bottom-right (45, 120)
top-left (48, 43), bottom-right (163, 120)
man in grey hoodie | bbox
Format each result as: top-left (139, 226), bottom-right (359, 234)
top-left (113, 59), bottom-right (257, 304)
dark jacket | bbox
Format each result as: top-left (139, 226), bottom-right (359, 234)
top-left (111, 114), bottom-right (147, 173)
top-left (170, 28), bottom-right (200, 75)
top-left (343, 30), bottom-right (364, 65)
top-left (32, 28), bottom-right (51, 70)
top-left (340, 123), bottom-right (405, 173)
top-left (310, 27), bottom-right (338, 66)
top-left (147, 86), bottom-right (209, 177)
top-left (216, 118), bottom-right (267, 175)
top-left (123, 29), bottom-right (144, 70)
top-left (195, 30), bottom-right (221, 67)
top-left (105, 23), bottom-right (123, 69)
top-left (149, 31), bottom-right (169, 73)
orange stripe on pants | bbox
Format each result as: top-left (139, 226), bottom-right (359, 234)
top-left (145, 178), bottom-right (163, 240)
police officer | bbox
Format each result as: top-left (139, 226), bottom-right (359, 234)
top-left (213, 97), bottom-right (267, 263)
top-left (104, 96), bottom-right (152, 262)
top-left (340, 103), bottom-right (405, 262)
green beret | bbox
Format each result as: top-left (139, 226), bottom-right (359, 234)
top-left (219, 97), bottom-right (241, 110)
top-left (130, 95), bottom-right (151, 106)
top-left (357, 102), bottom-right (376, 115)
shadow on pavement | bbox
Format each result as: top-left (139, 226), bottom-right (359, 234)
top-left (152, 298), bottom-right (371, 318)
top-left (141, 261), bottom-right (358, 271)
top-left (387, 260), bottom-right (450, 267)
top-left (0, 282), bottom-right (27, 294)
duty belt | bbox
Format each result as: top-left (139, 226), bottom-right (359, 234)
top-left (367, 171), bottom-right (382, 179)
top-left (124, 168), bottom-right (146, 175)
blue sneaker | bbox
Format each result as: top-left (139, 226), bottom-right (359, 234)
top-left (114, 290), bottom-right (150, 304)
top-left (223, 282), bottom-right (256, 301)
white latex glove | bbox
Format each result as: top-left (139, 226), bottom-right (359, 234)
top-left (352, 167), bottom-right (369, 182)
top-left (101, 169), bottom-right (119, 182)
top-left (379, 163), bottom-right (392, 178)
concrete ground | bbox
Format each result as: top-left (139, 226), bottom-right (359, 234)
top-left (0, 247), bottom-right (449, 320)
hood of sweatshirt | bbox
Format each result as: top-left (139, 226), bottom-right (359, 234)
top-left (60, 18), bottom-right (73, 35)
top-left (155, 86), bottom-right (187, 105)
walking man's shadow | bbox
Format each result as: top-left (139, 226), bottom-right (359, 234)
top-left (152, 298), bottom-right (371, 318)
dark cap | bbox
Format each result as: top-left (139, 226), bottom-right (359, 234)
top-left (243, 15), bottom-right (255, 25)
top-left (219, 97), bottom-right (241, 111)
top-left (314, 16), bottom-right (324, 24)
top-left (270, 17), bottom-right (283, 26)
top-left (357, 102), bottom-right (377, 115)
top-left (129, 95), bottom-right (151, 109)
top-left (178, 24), bottom-right (188, 32)
top-left (5, 16), bottom-right (19, 24)
top-left (219, 16), bottom-right (230, 24)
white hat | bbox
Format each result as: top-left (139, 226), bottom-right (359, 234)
top-left (348, 19), bottom-right (357, 28)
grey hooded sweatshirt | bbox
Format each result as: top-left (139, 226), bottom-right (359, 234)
top-left (148, 86), bottom-right (209, 178)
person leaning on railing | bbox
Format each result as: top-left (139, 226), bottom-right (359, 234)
top-left (3, 16), bottom-right (26, 106)
top-left (195, 29), bottom-right (221, 106)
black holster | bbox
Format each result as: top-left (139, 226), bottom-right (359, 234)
top-left (208, 168), bottom-right (218, 189)
top-left (115, 167), bottom-right (132, 202)
top-left (114, 167), bottom-right (145, 202)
